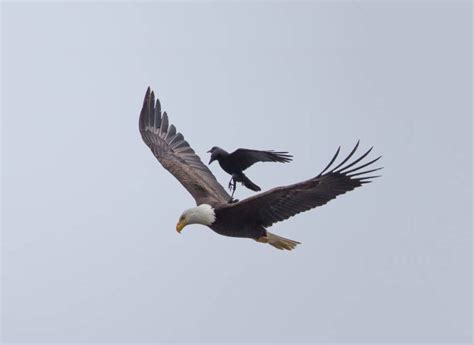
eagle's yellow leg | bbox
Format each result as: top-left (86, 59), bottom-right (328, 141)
top-left (255, 233), bottom-right (301, 251)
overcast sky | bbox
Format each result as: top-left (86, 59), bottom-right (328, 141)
top-left (1, 1), bottom-right (472, 343)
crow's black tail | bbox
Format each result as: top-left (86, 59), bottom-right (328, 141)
top-left (240, 174), bottom-right (261, 192)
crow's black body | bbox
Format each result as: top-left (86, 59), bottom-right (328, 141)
top-left (207, 147), bottom-right (292, 200)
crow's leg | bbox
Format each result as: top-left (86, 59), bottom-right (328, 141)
top-left (227, 176), bottom-right (235, 192)
top-left (227, 176), bottom-right (239, 203)
top-left (230, 181), bottom-right (237, 198)
top-left (228, 176), bottom-right (238, 194)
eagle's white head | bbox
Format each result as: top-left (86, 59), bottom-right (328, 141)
top-left (176, 204), bottom-right (216, 233)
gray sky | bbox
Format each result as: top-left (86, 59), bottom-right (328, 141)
top-left (1, 1), bottom-right (471, 343)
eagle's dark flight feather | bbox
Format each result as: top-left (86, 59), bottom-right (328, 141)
top-left (139, 88), bottom-right (230, 206)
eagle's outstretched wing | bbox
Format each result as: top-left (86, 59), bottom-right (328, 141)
top-left (219, 142), bottom-right (381, 227)
top-left (227, 149), bottom-right (292, 171)
top-left (139, 88), bottom-right (230, 205)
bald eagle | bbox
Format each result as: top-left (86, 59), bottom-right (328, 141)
top-left (139, 88), bottom-right (381, 250)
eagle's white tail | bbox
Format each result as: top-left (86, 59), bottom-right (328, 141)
top-left (259, 232), bottom-right (301, 251)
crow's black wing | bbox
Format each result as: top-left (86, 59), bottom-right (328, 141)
top-left (227, 148), bottom-right (293, 171)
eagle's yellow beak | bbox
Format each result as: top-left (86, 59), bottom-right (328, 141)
top-left (176, 219), bottom-right (187, 233)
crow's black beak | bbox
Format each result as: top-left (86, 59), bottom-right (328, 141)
top-left (208, 157), bottom-right (215, 165)
top-left (206, 149), bottom-right (212, 153)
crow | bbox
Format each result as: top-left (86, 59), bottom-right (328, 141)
top-left (207, 147), bottom-right (293, 200)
